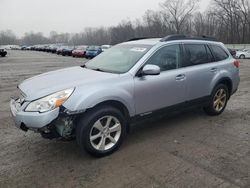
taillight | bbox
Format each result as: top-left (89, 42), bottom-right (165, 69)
top-left (233, 60), bottom-right (240, 68)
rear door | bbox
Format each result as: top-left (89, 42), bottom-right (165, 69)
top-left (180, 43), bottom-right (216, 101)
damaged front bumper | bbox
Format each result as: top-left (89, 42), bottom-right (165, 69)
top-left (10, 98), bottom-right (82, 139)
top-left (10, 98), bottom-right (60, 130)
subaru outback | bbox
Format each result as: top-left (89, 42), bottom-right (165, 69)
top-left (10, 35), bottom-right (240, 157)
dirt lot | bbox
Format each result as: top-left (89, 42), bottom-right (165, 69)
top-left (0, 50), bottom-right (249, 188)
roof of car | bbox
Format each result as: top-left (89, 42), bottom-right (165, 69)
top-left (123, 35), bottom-right (220, 46)
top-left (123, 38), bottom-right (161, 46)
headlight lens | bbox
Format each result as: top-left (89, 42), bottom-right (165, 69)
top-left (25, 88), bottom-right (74, 113)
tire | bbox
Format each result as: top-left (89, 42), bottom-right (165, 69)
top-left (1, 53), bottom-right (6, 57)
top-left (239, 54), bottom-right (245, 59)
top-left (76, 105), bottom-right (127, 157)
top-left (204, 84), bottom-right (229, 116)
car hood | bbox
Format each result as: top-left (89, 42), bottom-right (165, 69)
top-left (19, 66), bottom-right (119, 101)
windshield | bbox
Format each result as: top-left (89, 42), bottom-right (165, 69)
top-left (85, 44), bottom-right (152, 73)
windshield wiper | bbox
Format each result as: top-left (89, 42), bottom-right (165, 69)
top-left (81, 65), bottom-right (119, 73)
top-left (91, 68), bottom-right (106, 72)
top-left (81, 65), bottom-right (105, 72)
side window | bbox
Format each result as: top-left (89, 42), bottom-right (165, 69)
top-left (146, 44), bottom-right (180, 72)
top-left (210, 45), bottom-right (229, 61)
top-left (182, 44), bottom-right (210, 67)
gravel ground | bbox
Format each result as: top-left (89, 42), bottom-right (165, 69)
top-left (0, 50), bottom-right (249, 188)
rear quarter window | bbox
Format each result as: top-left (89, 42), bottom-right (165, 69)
top-left (210, 45), bottom-right (229, 61)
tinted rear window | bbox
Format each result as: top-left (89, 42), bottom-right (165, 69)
top-left (210, 45), bottom-right (229, 61)
top-left (182, 44), bottom-right (212, 67)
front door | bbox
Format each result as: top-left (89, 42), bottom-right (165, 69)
top-left (134, 44), bottom-right (187, 115)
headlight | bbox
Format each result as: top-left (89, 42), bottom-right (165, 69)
top-left (25, 88), bottom-right (74, 113)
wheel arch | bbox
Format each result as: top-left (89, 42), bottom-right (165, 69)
top-left (90, 100), bottom-right (130, 120)
top-left (213, 77), bottom-right (233, 97)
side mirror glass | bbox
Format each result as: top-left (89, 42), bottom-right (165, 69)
top-left (142, 64), bottom-right (160, 76)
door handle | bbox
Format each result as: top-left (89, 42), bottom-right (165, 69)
top-left (176, 74), bottom-right (186, 81)
top-left (210, 68), bottom-right (218, 72)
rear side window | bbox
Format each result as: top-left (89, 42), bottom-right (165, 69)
top-left (210, 45), bottom-right (229, 61)
top-left (182, 44), bottom-right (212, 67)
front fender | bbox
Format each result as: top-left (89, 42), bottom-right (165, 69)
top-left (63, 87), bottom-right (135, 117)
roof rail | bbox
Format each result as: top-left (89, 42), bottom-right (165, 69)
top-left (160, 34), bottom-right (218, 42)
top-left (127, 37), bottom-right (149, 42)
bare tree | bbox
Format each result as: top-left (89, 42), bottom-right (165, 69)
top-left (22, 32), bottom-right (49, 45)
top-left (0, 30), bottom-right (17, 45)
top-left (161, 0), bottom-right (200, 34)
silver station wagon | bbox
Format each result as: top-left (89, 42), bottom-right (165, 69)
top-left (10, 35), bottom-right (240, 157)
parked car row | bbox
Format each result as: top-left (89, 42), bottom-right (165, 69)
top-left (20, 44), bottom-right (111, 59)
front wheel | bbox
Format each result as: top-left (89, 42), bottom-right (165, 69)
top-left (204, 84), bottom-right (229, 116)
top-left (76, 105), bottom-right (127, 157)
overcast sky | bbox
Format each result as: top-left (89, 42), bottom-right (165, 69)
top-left (0, 0), bottom-right (210, 37)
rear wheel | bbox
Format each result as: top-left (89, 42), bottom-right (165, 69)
top-left (76, 105), bottom-right (127, 157)
top-left (204, 84), bottom-right (229, 116)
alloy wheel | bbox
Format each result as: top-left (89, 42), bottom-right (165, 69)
top-left (89, 116), bottom-right (121, 151)
top-left (213, 88), bottom-right (227, 112)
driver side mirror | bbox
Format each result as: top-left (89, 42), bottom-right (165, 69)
top-left (141, 64), bottom-right (160, 76)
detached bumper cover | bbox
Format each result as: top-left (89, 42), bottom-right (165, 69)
top-left (10, 99), bottom-right (60, 130)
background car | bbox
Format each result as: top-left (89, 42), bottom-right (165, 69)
top-left (236, 49), bottom-right (250, 59)
top-left (101, 45), bottom-right (112, 51)
top-left (85, 46), bottom-right (102, 59)
top-left (61, 46), bottom-right (75, 56)
top-left (56, 46), bottom-right (67, 55)
top-left (10, 45), bottom-right (21, 50)
top-left (72, 46), bottom-right (87, 57)
top-left (50, 44), bottom-right (62, 54)
top-left (26, 46), bottom-right (32, 50)
top-left (21, 45), bottom-right (28, 50)
top-left (35, 45), bottom-right (48, 52)
top-left (0, 49), bottom-right (7, 57)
